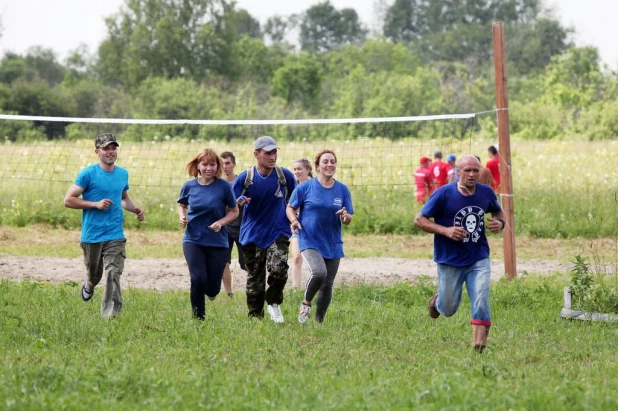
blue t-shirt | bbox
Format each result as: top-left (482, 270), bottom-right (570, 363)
top-left (75, 164), bottom-right (129, 243)
top-left (178, 178), bottom-right (237, 248)
top-left (288, 178), bottom-right (354, 259)
top-left (232, 166), bottom-right (296, 248)
top-left (226, 178), bottom-right (243, 231)
top-left (420, 182), bottom-right (501, 267)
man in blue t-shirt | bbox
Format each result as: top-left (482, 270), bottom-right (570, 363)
top-left (232, 136), bottom-right (296, 322)
top-left (414, 155), bottom-right (506, 353)
top-left (64, 133), bottom-right (144, 318)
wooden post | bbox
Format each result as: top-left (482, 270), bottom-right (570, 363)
top-left (492, 22), bottom-right (517, 279)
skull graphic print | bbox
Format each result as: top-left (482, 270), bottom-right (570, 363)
top-left (454, 206), bottom-right (484, 243)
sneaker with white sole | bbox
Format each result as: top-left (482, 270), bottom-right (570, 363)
top-left (298, 303), bottom-right (311, 324)
top-left (81, 283), bottom-right (94, 302)
top-left (267, 304), bottom-right (285, 323)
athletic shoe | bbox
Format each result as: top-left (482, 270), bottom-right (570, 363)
top-left (267, 304), bottom-right (285, 323)
top-left (428, 292), bottom-right (440, 318)
top-left (207, 295), bottom-right (217, 301)
top-left (298, 302), bottom-right (311, 324)
top-left (81, 283), bottom-right (94, 302)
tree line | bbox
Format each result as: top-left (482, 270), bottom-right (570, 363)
top-left (0, 0), bottom-right (617, 140)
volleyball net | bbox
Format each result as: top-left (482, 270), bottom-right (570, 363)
top-left (0, 113), bottom-right (482, 188)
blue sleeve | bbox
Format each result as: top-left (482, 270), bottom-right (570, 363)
top-left (421, 188), bottom-right (443, 218)
top-left (178, 181), bottom-right (190, 206)
top-left (75, 168), bottom-right (90, 189)
top-left (288, 184), bottom-right (303, 209)
top-left (232, 170), bottom-right (247, 197)
top-left (342, 184), bottom-right (354, 214)
top-left (122, 169), bottom-right (129, 192)
top-left (487, 189), bottom-right (502, 214)
top-left (224, 181), bottom-right (237, 208)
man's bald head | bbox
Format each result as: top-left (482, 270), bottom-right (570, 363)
top-left (457, 155), bottom-right (481, 189)
top-left (458, 155), bottom-right (481, 170)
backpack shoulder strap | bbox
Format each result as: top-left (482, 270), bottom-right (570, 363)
top-left (240, 166), bottom-right (254, 197)
top-left (275, 166), bottom-right (288, 201)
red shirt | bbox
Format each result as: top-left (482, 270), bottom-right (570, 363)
top-left (414, 165), bottom-right (433, 203)
top-left (486, 157), bottom-right (500, 192)
top-left (429, 160), bottom-right (450, 192)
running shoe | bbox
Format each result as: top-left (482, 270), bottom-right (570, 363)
top-left (81, 283), bottom-right (94, 302)
top-left (298, 302), bottom-right (311, 324)
top-left (428, 292), bottom-right (440, 318)
top-left (267, 304), bottom-right (285, 323)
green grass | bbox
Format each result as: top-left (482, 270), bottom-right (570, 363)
top-left (2, 276), bottom-right (618, 409)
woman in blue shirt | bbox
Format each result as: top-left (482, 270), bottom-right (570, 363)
top-left (290, 157), bottom-right (313, 289)
top-left (177, 148), bottom-right (239, 320)
top-left (286, 150), bottom-right (354, 323)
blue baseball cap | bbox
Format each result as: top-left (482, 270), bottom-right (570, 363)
top-left (447, 154), bottom-right (456, 162)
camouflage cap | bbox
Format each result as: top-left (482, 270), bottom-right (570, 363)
top-left (95, 133), bottom-right (119, 148)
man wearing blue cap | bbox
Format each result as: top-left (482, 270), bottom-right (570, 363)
top-left (447, 154), bottom-right (459, 183)
top-left (232, 136), bottom-right (296, 323)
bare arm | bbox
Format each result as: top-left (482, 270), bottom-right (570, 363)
top-left (335, 207), bottom-right (352, 225)
top-left (121, 191), bottom-right (145, 221)
top-left (178, 204), bottom-right (188, 228)
top-left (479, 168), bottom-right (493, 186)
top-left (488, 210), bottom-right (507, 234)
top-left (64, 184), bottom-right (112, 210)
top-left (286, 204), bottom-right (302, 233)
top-left (208, 206), bottom-right (239, 232)
top-left (414, 211), bottom-right (467, 242)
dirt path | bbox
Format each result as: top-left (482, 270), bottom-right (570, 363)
top-left (0, 256), bottom-right (570, 291)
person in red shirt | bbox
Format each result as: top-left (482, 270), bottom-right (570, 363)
top-left (429, 151), bottom-right (450, 193)
top-left (486, 145), bottom-right (500, 193)
top-left (414, 157), bottom-right (433, 204)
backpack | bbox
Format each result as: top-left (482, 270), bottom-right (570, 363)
top-left (241, 165), bottom-right (289, 202)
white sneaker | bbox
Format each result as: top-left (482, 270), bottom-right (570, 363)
top-left (81, 283), bottom-right (94, 302)
top-left (267, 304), bottom-right (285, 323)
top-left (298, 303), bottom-right (311, 324)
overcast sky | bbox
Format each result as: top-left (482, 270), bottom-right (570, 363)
top-left (0, 0), bottom-right (616, 69)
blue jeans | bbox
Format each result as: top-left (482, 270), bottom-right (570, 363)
top-left (436, 258), bottom-right (491, 326)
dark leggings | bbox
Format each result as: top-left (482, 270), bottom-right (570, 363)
top-left (302, 248), bottom-right (340, 323)
top-left (183, 243), bottom-right (228, 320)
top-left (227, 233), bottom-right (246, 270)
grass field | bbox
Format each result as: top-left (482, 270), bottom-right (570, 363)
top-left (2, 135), bottom-right (618, 409)
top-left (2, 276), bottom-right (618, 410)
top-left (1, 138), bottom-right (617, 237)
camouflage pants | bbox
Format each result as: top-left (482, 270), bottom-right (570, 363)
top-left (243, 236), bottom-right (290, 318)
